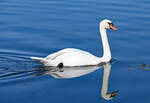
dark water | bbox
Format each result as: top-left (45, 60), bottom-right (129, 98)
top-left (0, 0), bottom-right (150, 103)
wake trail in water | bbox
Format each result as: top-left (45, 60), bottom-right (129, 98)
top-left (0, 52), bottom-right (44, 82)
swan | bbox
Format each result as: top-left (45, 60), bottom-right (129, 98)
top-left (30, 19), bottom-right (117, 67)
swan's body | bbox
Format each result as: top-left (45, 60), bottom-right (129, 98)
top-left (31, 19), bottom-right (117, 67)
top-left (31, 48), bottom-right (102, 66)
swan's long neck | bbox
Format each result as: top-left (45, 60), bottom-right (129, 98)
top-left (99, 24), bottom-right (111, 62)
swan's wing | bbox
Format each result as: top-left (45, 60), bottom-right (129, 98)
top-left (45, 51), bottom-right (65, 60)
top-left (45, 48), bottom-right (84, 60)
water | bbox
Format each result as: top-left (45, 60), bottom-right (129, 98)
top-left (0, 0), bottom-right (150, 102)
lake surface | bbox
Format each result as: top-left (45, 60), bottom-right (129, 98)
top-left (0, 0), bottom-right (150, 103)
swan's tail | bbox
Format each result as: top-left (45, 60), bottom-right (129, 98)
top-left (30, 56), bottom-right (46, 64)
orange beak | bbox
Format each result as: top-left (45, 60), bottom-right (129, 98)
top-left (109, 24), bottom-right (117, 31)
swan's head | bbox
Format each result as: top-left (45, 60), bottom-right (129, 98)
top-left (100, 19), bottom-right (117, 30)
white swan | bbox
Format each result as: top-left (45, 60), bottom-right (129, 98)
top-left (30, 19), bottom-right (117, 67)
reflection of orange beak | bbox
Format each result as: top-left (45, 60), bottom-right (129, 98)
top-left (109, 24), bottom-right (117, 31)
top-left (110, 91), bottom-right (119, 98)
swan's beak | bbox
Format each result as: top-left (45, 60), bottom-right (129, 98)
top-left (109, 24), bottom-right (117, 31)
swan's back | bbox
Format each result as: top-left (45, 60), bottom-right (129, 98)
top-left (45, 48), bottom-right (101, 66)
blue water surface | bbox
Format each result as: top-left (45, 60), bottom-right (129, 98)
top-left (0, 0), bottom-right (150, 103)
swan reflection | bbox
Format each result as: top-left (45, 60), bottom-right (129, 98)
top-left (101, 62), bottom-right (118, 100)
top-left (38, 62), bottom-right (118, 100)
